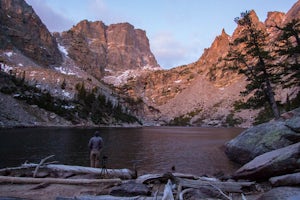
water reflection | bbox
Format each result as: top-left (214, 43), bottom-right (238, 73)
top-left (0, 127), bottom-right (242, 176)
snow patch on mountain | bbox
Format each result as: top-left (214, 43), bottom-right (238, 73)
top-left (4, 51), bottom-right (14, 57)
top-left (54, 66), bottom-right (76, 75)
top-left (102, 65), bottom-right (161, 86)
top-left (58, 44), bottom-right (68, 56)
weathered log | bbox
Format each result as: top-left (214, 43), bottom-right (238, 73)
top-left (172, 172), bottom-right (200, 180)
top-left (207, 182), bottom-right (232, 200)
top-left (269, 172), bottom-right (300, 186)
top-left (22, 163), bottom-right (135, 179)
top-left (136, 172), bottom-right (204, 184)
top-left (136, 172), bottom-right (219, 184)
top-left (0, 175), bottom-right (121, 185)
top-left (179, 188), bottom-right (193, 200)
top-left (33, 155), bottom-right (55, 178)
top-left (136, 174), bottom-right (164, 184)
top-left (70, 195), bottom-right (156, 200)
top-left (0, 165), bottom-right (36, 174)
top-left (162, 179), bottom-right (174, 200)
top-left (176, 177), bottom-right (255, 193)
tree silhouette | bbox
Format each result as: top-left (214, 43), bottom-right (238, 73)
top-left (275, 18), bottom-right (300, 88)
top-left (227, 11), bottom-right (280, 119)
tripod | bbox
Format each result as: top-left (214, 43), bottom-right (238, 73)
top-left (99, 155), bottom-right (108, 178)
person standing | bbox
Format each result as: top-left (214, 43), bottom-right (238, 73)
top-left (88, 131), bottom-right (104, 168)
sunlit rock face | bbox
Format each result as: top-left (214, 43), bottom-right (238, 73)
top-left (106, 22), bottom-right (159, 71)
top-left (1, 0), bottom-right (300, 127)
top-left (56, 20), bottom-right (160, 81)
top-left (118, 5), bottom-right (300, 126)
top-left (0, 0), bottom-right (62, 67)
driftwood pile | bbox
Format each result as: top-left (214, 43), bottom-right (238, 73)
top-left (0, 159), bottom-right (258, 200)
top-left (135, 172), bottom-right (256, 200)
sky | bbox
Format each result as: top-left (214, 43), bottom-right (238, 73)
top-left (25, 0), bottom-right (298, 69)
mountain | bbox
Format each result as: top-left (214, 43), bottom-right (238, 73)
top-left (0, 0), bottom-right (62, 67)
top-left (55, 20), bottom-right (160, 83)
top-left (0, 0), bottom-right (299, 128)
top-left (119, 2), bottom-right (300, 127)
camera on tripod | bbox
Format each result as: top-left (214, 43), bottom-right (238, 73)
top-left (100, 155), bottom-right (108, 178)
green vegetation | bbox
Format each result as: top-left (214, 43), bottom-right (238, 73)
top-left (0, 71), bottom-right (140, 125)
top-left (168, 115), bottom-right (191, 126)
top-left (168, 108), bottom-right (203, 126)
top-left (275, 19), bottom-right (300, 89)
top-left (208, 64), bottom-right (217, 81)
top-left (74, 82), bottom-right (141, 125)
top-left (225, 112), bottom-right (243, 127)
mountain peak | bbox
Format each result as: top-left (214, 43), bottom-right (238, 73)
top-left (56, 19), bottom-right (160, 83)
top-left (221, 28), bottom-right (227, 36)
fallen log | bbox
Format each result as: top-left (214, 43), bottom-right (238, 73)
top-left (22, 163), bottom-right (135, 179)
top-left (136, 174), bottom-right (162, 184)
top-left (70, 195), bottom-right (155, 200)
top-left (269, 172), bottom-right (300, 186)
top-left (0, 175), bottom-right (121, 185)
top-left (33, 155), bottom-right (55, 178)
top-left (176, 177), bottom-right (255, 193)
top-left (162, 179), bottom-right (174, 200)
top-left (179, 188), bottom-right (193, 200)
top-left (136, 173), bottom-right (217, 184)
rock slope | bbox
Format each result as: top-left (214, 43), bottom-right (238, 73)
top-left (0, 0), bottom-right (62, 67)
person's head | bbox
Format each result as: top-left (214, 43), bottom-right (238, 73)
top-left (94, 131), bottom-right (100, 137)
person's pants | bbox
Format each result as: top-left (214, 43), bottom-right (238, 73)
top-left (90, 149), bottom-right (101, 168)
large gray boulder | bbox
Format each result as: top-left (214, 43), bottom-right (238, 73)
top-left (225, 108), bottom-right (300, 165)
top-left (225, 121), bottom-right (296, 164)
top-left (233, 142), bottom-right (300, 181)
top-left (257, 187), bottom-right (300, 200)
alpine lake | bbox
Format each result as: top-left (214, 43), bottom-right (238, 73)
top-left (0, 126), bottom-right (243, 176)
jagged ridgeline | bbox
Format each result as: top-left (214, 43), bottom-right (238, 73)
top-left (0, 0), bottom-right (299, 127)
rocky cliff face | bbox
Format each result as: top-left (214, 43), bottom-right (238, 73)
top-left (0, 0), bottom-right (299, 128)
top-left (55, 20), bottom-right (160, 81)
top-left (0, 0), bottom-right (62, 67)
top-left (119, 2), bottom-right (300, 127)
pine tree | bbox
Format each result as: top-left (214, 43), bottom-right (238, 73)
top-left (227, 11), bottom-right (280, 119)
top-left (61, 78), bottom-right (66, 90)
top-left (275, 18), bottom-right (300, 88)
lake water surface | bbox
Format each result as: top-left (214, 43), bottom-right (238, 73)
top-left (0, 127), bottom-right (243, 176)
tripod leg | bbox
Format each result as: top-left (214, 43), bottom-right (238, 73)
top-left (100, 166), bottom-right (108, 178)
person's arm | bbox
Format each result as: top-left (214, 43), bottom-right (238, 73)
top-left (88, 138), bottom-right (92, 150)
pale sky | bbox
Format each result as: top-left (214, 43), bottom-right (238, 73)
top-left (25, 0), bottom-right (297, 69)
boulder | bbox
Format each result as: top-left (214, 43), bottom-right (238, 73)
top-left (233, 142), bottom-right (300, 181)
top-left (257, 187), bottom-right (300, 200)
top-left (109, 181), bottom-right (151, 197)
top-left (285, 116), bottom-right (300, 133)
top-left (225, 121), bottom-right (296, 164)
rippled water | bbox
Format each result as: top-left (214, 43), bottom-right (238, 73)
top-left (0, 127), bottom-right (243, 176)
